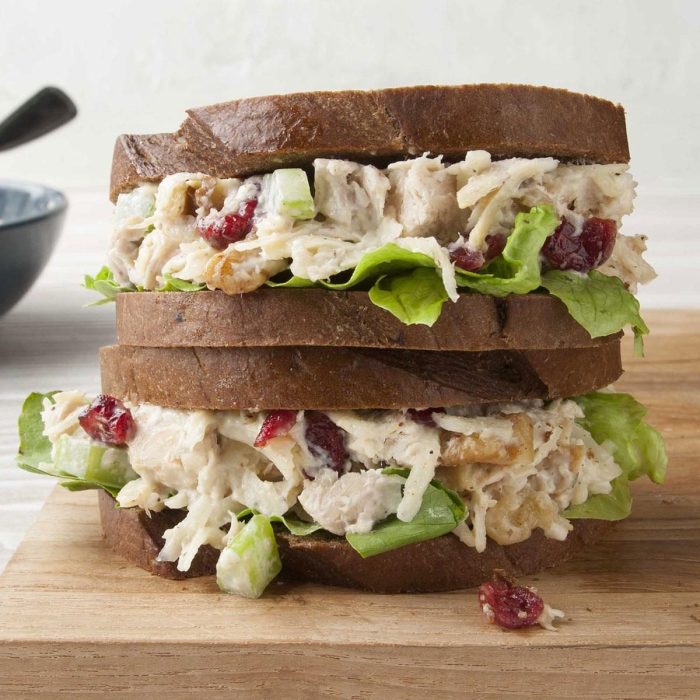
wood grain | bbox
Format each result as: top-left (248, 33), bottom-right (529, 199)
top-left (0, 312), bottom-right (699, 697)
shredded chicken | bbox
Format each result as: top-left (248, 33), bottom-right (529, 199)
top-left (43, 394), bottom-right (624, 573)
top-left (107, 151), bottom-right (652, 295)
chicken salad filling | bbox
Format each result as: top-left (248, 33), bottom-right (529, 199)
top-left (88, 153), bottom-right (655, 344)
top-left (17, 388), bottom-right (665, 596)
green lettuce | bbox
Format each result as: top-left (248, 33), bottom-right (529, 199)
top-left (345, 468), bottom-right (466, 558)
top-left (157, 274), bottom-right (207, 292)
top-left (541, 269), bottom-right (649, 356)
top-left (455, 205), bottom-right (559, 296)
top-left (237, 508), bottom-right (323, 536)
top-left (368, 267), bottom-right (449, 326)
top-left (267, 243), bottom-right (439, 290)
top-left (85, 266), bottom-right (208, 303)
top-left (268, 243), bottom-right (449, 325)
top-left (16, 392), bottom-right (133, 497)
top-left (563, 391), bottom-right (667, 521)
top-left (83, 266), bottom-right (137, 305)
top-left (561, 474), bottom-right (633, 521)
top-left (241, 468), bottom-right (466, 557)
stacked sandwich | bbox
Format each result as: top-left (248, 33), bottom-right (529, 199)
top-left (18, 85), bottom-right (667, 598)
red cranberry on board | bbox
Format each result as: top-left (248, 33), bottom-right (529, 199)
top-left (478, 570), bottom-right (545, 630)
top-left (78, 394), bottom-right (135, 446)
top-left (542, 217), bottom-right (617, 272)
top-left (254, 410), bottom-right (297, 447)
top-left (304, 412), bottom-right (348, 473)
top-left (197, 198), bottom-right (257, 250)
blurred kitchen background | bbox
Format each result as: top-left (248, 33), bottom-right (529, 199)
top-left (0, 0), bottom-right (698, 569)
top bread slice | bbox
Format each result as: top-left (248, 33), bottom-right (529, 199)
top-left (110, 84), bottom-right (629, 201)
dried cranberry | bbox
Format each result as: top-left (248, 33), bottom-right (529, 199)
top-left (478, 570), bottom-right (544, 629)
top-left (485, 233), bottom-right (507, 260)
top-left (78, 394), bottom-right (135, 446)
top-left (254, 410), bottom-right (297, 447)
top-left (197, 198), bottom-right (257, 250)
top-left (542, 217), bottom-right (616, 272)
top-left (451, 233), bottom-right (507, 272)
top-left (450, 246), bottom-right (485, 272)
top-left (407, 407), bottom-right (445, 427)
top-left (304, 411), bottom-right (348, 473)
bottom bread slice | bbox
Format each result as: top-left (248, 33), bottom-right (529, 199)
top-left (98, 491), bottom-right (612, 594)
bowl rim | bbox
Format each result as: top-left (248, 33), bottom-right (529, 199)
top-left (0, 180), bottom-right (67, 232)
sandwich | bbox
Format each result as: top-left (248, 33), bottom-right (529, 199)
top-left (17, 85), bottom-right (667, 598)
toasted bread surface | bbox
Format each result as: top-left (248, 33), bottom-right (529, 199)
top-left (99, 337), bottom-right (622, 410)
top-left (111, 84), bottom-right (628, 200)
top-left (116, 290), bottom-right (616, 351)
top-left (97, 491), bottom-right (612, 592)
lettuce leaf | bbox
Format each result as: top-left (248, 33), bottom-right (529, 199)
top-left (561, 476), bottom-right (632, 521)
top-left (540, 269), bottom-right (649, 356)
top-left (574, 392), bottom-right (667, 484)
top-left (237, 508), bottom-right (323, 536)
top-left (83, 266), bottom-right (136, 305)
top-left (16, 392), bottom-right (132, 497)
top-left (268, 243), bottom-right (448, 324)
top-left (563, 391), bottom-right (667, 521)
top-left (455, 205), bottom-right (558, 296)
top-left (158, 274), bottom-right (207, 292)
top-left (368, 268), bottom-right (449, 326)
top-left (345, 468), bottom-right (466, 558)
top-left (267, 243), bottom-right (439, 291)
top-left (84, 267), bottom-right (208, 302)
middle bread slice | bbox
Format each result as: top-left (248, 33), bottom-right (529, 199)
top-left (100, 339), bottom-right (622, 410)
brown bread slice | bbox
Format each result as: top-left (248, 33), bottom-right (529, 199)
top-left (97, 490), bottom-right (612, 593)
top-left (99, 338), bottom-right (622, 410)
top-left (110, 84), bottom-right (629, 200)
top-left (116, 290), bottom-right (613, 351)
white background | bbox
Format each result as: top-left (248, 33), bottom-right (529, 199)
top-left (0, 0), bottom-right (698, 570)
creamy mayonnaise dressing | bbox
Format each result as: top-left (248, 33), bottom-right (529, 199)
top-left (42, 393), bottom-right (622, 571)
top-left (106, 151), bottom-right (653, 297)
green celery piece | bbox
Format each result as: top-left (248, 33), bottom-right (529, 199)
top-left (216, 514), bottom-right (282, 598)
top-left (266, 168), bottom-right (315, 220)
top-left (54, 435), bottom-right (135, 492)
top-left (16, 391), bottom-right (134, 497)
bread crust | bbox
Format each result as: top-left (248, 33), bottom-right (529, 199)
top-left (97, 490), bottom-right (612, 592)
top-left (116, 290), bottom-right (615, 351)
top-left (99, 338), bottom-right (622, 410)
top-left (110, 84), bottom-right (629, 201)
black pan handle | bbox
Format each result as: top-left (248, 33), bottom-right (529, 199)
top-left (0, 87), bottom-right (77, 152)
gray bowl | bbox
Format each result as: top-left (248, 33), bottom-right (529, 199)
top-left (0, 181), bottom-right (67, 316)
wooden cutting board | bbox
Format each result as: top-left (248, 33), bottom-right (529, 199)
top-left (1, 311), bottom-right (699, 698)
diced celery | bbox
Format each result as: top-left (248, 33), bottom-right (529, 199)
top-left (264, 168), bottom-right (315, 220)
top-left (216, 514), bottom-right (282, 598)
top-left (54, 435), bottom-right (136, 488)
top-left (114, 186), bottom-right (156, 228)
